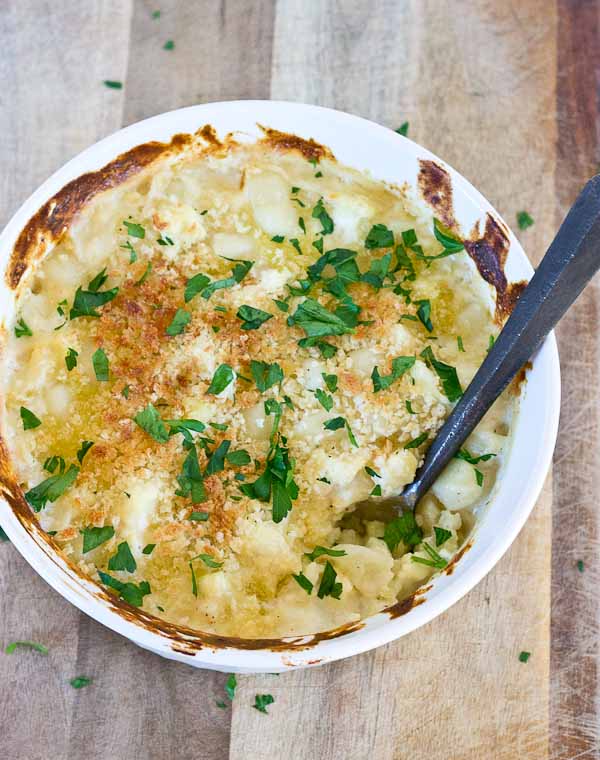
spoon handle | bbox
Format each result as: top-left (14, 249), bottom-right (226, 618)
top-left (400, 175), bottom-right (600, 510)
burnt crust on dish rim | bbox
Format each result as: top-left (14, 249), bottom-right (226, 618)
top-left (0, 124), bottom-right (524, 654)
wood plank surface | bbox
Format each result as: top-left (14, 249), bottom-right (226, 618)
top-left (0, 2), bottom-right (597, 759)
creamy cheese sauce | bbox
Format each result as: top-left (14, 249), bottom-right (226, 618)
top-left (2, 136), bottom-right (514, 637)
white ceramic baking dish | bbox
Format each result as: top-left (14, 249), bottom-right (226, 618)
top-left (0, 101), bottom-right (560, 672)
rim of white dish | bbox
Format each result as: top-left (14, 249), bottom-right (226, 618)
top-left (0, 101), bottom-right (561, 672)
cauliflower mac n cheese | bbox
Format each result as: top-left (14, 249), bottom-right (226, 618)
top-left (2, 128), bottom-right (514, 636)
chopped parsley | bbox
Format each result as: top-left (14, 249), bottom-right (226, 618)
top-left (312, 198), bottom-right (334, 235)
top-left (271, 235), bottom-right (284, 243)
top-left (287, 297), bottom-right (354, 347)
top-left (184, 260), bottom-right (253, 302)
top-left (314, 388), bottom-right (333, 411)
top-left (98, 571), bottom-right (151, 607)
top-left (195, 553), bottom-right (223, 569)
top-left (123, 220), bottom-right (145, 238)
top-left (103, 80), bottom-right (122, 89)
top-left (475, 468), bottom-right (484, 486)
top-left (411, 542), bottom-right (447, 569)
top-left (226, 674), bottom-right (237, 700)
top-left (5, 640), bottom-right (48, 655)
top-left (577, 559), bottom-right (585, 573)
top-left (25, 465), bottom-right (79, 512)
top-left (134, 404), bottom-right (169, 443)
top-left (455, 449), bottom-right (496, 465)
top-left (92, 348), bottom-right (109, 381)
top-left (70, 270), bottom-right (119, 319)
top-left (250, 360), bottom-right (283, 392)
top-left (70, 676), bottom-right (92, 689)
top-left (206, 363), bottom-right (235, 395)
top-left (299, 217), bottom-right (306, 234)
top-left (120, 240), bottom-right (137, 262)
top-left (365, 224), bottom-right (394, 249)
top-left (416, 299), bottom-right (433, 332)
top-left (142, 543), bottom-right (156, 555)
top-left (14, 318), bottom-right (32, 337)
top-left (76, 440), bottom-right (94, 463)
top-left (364, 466), bottom-right (380, 479)
top-left (226, 449), bottom-right (252, 466)
top-left (65, 347), bottom-right (78, 371)
top-left (457, 335), bottom-right (465, 352)
top-left (189, 511), bottom-right (209, 522)
top-left (517, 211), bottom-right (534, 230)
top-left (383, 512), bottom-right (422, 552)
top-left (305, 545), bottom-right (347, 562)
top-left (395, 121), bottom-right (409, 136)
top-left (371, 356), bottom-right (415, 392)
top-left (81, 525), bottom-right (115, 553)
top-left (205, 440), bottom-right (231, 475)
top-left (165, 308), bottom-right (191, 336)
top-left (405, 399), bottom-right (415, 414)
top-left (134, 261), bottom-right (152, 286)
top-left (322, 373), bottom-right (338, 392)
top-left (152, 10), bottom-right (161, 18)
top-left (293, 572), bottom-right (313, 594)
top-left (253, 694), bottom-right (275, 714)
top-left (108, 541), bottom-right (137, 572)
top-left (289, 237), bottom-right (302, 254)
top-left (156, 234), bottom-right (174, 246)
top-left (175, 444), bottom-right (207, 504)
top-left (433, 219), bottom-right (464, 254)
top-left (236, 304), bottom-right (273, 330)
top-left (420, 346), bottom-right (463, 402)
top-left (273, 299), bottom-right (289, 312)
top-left (20, 406), bottom-right (41, 430)
top-left (317, 561), bottom-right (342, 599)
top-left (0, 526), bottom-right (9, 541)
top-left (404, 432), bottom-right (428, 449)
top-left (519, 651), bottom-right (531, 663)
top-left (434, 527), bottom-right (452, 547)
top-left (324, 416), bottom-right (358, 447)
top-left (122, 385), bottom-right (130, 399)
top-left (163, 39), bottom-right (175, 50)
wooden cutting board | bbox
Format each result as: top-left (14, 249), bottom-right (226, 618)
top-left (0, 2), bottom-right (597, 758)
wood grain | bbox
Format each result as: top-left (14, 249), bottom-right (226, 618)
top-left (231, 2), bottom-right (557, 758)
top-left (551, 2), bottom-right (600, 758)
top-left (0, 1), bottom-right (595, 758)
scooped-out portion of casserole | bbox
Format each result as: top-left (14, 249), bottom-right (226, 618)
top-left (2, 127), bottom-right (515, 637)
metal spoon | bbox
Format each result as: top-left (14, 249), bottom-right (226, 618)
top-left (387, 175), bottom-right (600, 514)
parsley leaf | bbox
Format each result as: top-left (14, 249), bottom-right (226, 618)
top-left (226, 449), bottom-right (251, 466)
top-left (163, 39), bottom-right (175, 50)
top-left (416, 299), bottom-right (433, 332)
top-left (189, 511), bottom-right (209, 522)
top-left (250, 360), bottom-right (283, 392)
top-left (411, 542), bottom-right (447, 569)
top-left (175, 444), bottom-right (206, 504)
top-left (314, 388), bottom-right (333, 411)
top-left (383, 512), bottom-right (422, 552)
top-left (517, 211), bottom-right (534, 230)
top-left (81, 525), bottom-right (115, 553)
top-left (287, 297), bottom-right (354, 345)
top-left (236, 305), bottom-right (273, 330)
top-left (455, 449), bottom-right (496, 465)
top-left (395, 121), bottom-right (409, 136)
top-left (70, 676), bottom-right (92, 689)
top-left (142, 543), bottom-right (156, 554)
top-left (5, 640), bottom-right (48, 655)
top-left (433, 219), bottom-right (464, 253)
top-left (420, 346), bottom-right (463, 402)
top-left (14, 318), bottom-right (32, 338)
top-left (166, 308), bottom-right (191, 336)
top-left (25, 465), bottom-right (79, 512)
top-left (103, 80), bottom-right (122, 89)
top-left (123, 220), bottom-right (145, 238)
top-left (98, 571), bottom-right (151, 607)
top-left (434, 527), bottom-right (452, 547)
top-left (365, 224), bottom-right (394, 249)
top-left (322, 373), bottom-right (338, 392)
top-left (404, 432), bottom-right (428, 449)
top-left (312, 198), bottom-right (334, 235)
top-left (65, 347), bottom-right (78, 371)
top-left (92, 348), bottom-right (109, 381)
top-left (253, 694), bottom-right (275, 714)
top-left (20, 406), bottom-right (41, 430)
top-left (185, 260), bottom-right (253, 302)
top-left (519, 651), bottom-right (531, 663)
top-left (108, 541), bottom-right (137, 572)
top-left (323, 416), bottom-right (358, 446)
top-left (77, 440), bottom-right (94, 463)
top-left (70, 273), bottom-right (119, 319)
top-left (305, 546), bottom-right (347, 562)
top-left (293, 572), bottom-right (313, 594)
top-left (371, 356), bottom-right (415, 392)
top-left (317, 561), bottom-right (343, 599)
top-left (226, 674), bottom-right (237, 700)
top-left (134, 403), bottom-right (169, 442)
top-left (165, 418), bottom-right (206, 444)
top-left (206, 364), bottom-right (235, 395)
top-left (457, 335), bottom-right (465, 352)
top-left (205, 440), bottom-right (231, 475)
